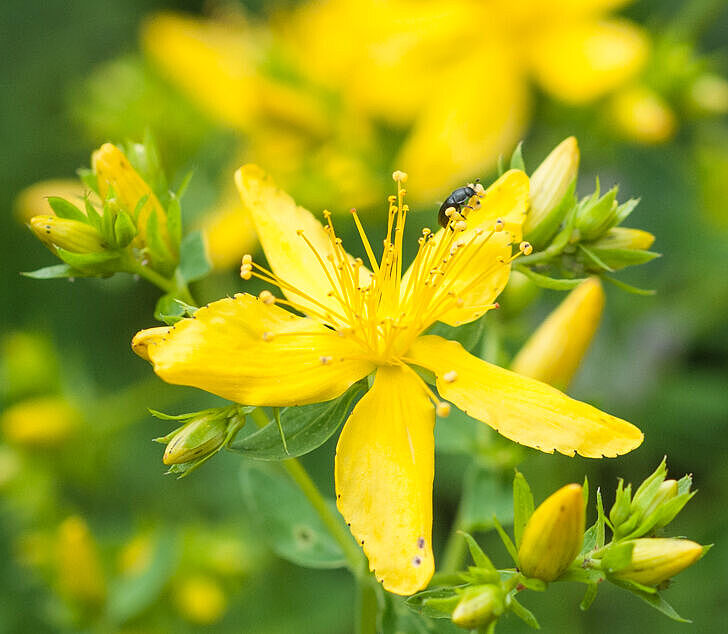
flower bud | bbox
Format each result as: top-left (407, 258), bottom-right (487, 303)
top-left (603, 538), bottom-right (704, 586)
top-left (1, 396), bottom-right (79, 447)
top-left (642, 479), bottom-right (678, 527)
top-left (609, 86), bottom-right (677, 145)
top-left (92, 143), bottom-right (169, 250)
top-left (451, 585), bottom-right (504, 629)
top-left (511, 278), bottom-right (604, 390)
top-left (609, 479), bottom-right (632, 528)
top-left (524, 137), bottom-right (579, 248)
top-left (161, 414), bottom-right (229, 465)
top-left (56, 516), bottom-right (106, 604)
top-left (518, 484), bottom-right (585, 581)
top-left (29, 214), bottom-right (106, 253)
top-left (574, 186), bottom-right (619, 242)
top-left (591, 227), bottom-right (655, 251)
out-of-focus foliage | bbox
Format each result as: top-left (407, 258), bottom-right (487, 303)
top-left (2, 0), bottom-right (728, 632)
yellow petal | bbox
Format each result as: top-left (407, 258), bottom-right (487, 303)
top-left (529, 20), bottom-right (648, 104)
top-left (397, 45), bottom-right (529, 202)
top-left (235, 164), bottom-right (371, 322)
top-left (134, 293), bottom-right (374, 406)
top-left (511, 277), bottom-right (605, 390)
top-left (141, 12), bottom-right (257, 130)
top-left (407, 335), bottom-right (643, 458)
top-left (335, 366), bottom-right (434, 595)
top-left (131, 326), bottom-right (171, 362)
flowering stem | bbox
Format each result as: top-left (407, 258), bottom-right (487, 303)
top-left (249, 408), bottom-right (365, 575)
top-left (124, 258), bottom-right (195, 305)
top-left (356, 575), bottom-right (379, 634)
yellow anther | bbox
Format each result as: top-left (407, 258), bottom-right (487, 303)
top-left (519, 241), bottom-right (533, 255)
top-left (494, 219), bottom-right (505, 232)
top-left (443, 370), bottom-right (458, 383)
top-left (445, 207), bottom-right (456, 218)
top-left (392, 170), bottom-right (408, 183)
top-left (261, 331), bottom-right (274, 342)
top-left (240, 264), bottom-right (252, 280)
top-left (258, 290), bottom-right (275, 305)
top-left (474, 183), bottom-right (485, 195)
top-left (422, 228), bottom-right (431, 236)
top-left (323, 209), bottom-right (331, 219)
top-left (296, 229), bottom-right (305, 236)
top-left (454, 220), bottom-right (467, 232)
top-left (242, 254), bottom-right (252, 265)
top-left (436, 402), bottom-right (451, 417)
top-left (320, 356), bottom-right (333, 365)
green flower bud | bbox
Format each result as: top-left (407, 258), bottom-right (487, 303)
top-left (114, 211), bottom-right (137, 248)
top-left (162, 415), bottom-right (229, 465)
top-left (642, 479), bottom-right (678, 528)
top-left (30, 214), bottom-right (106, 253)
top-left (524, 136), bottom-right (579, 248)
top-left (451, 585), bottom-right (504, 630)
top-left (609, 479), bottom-right (632, 528)
top-left (574, 186), bottom-right (619, 241)
top-left (603, 538), bottom-right (705, 586)
top-left (631, 459), bottom-right (668, 518)
top-left (518, 484), bottom-right (585, 581)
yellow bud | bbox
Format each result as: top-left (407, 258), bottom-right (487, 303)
top-left (511, 278), bottom-right (604, 390)
top-left (174, 574), bottom-right (227, 625)
top-left (29, 214), bottom-right (106, 253)
top-left (56, 516), bottom-right (106, 604)
top-left (92, 143), bottom-right (169, 250)
top-left (591, 227), bottom-right (655, 251)
top-left (610, 86), bottom-right (677, 145)
top-left (1, 396), bottom-right (80, 447)
top-left (525, 137), bottom-right (580, 242)
top-left (451, 585), bottom-right (504, 629)
top-left (200, 190), bottom-right (257, 271)
top-left (605, 538), bottom-right (704, 586)
top-left (518, 484), bottom-right (585, 582)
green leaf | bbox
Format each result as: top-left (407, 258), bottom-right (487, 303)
top-left (21, 264), bottom-right (80, 279)
top-left (460, 465), bottom-right (514, 531)
top-left (47, 196), bottom-right (87, 223)
top-left (514, 266), bottom-right (586, 290)
top-left (579, 584), bottom-right (598, 611)
top-left (508, 594), bottom-right (540, 629)
top-left (106, 532), bottom-right (178, 624)
top-left (405, 587), bottom-right (462, 619)
top-left (154, 293), bottom-right (186, 325)
top-left (513, 470), bottom-right (534, 549)
top-left (178, 230), bottom-right (211, 283)
top-left (230, 382), bottom-right (365, 459)
top-left (425, 315), bottom-right (486, 353)
top-left (492, 516), bottom-right (519, 565)
top-left (239, 462), bottom-right (347, 569)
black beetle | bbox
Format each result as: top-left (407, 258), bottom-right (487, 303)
top-left (437, 180), bottom-right (480, 228)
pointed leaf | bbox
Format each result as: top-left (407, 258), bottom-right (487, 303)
top-left (492, 516), bottom-right (518, 565)
top-left (513, 470), bottom-right (534, 549)
top-left (458, 531), bottom-right (496, 573)
top-left (22, 264), bottom-right (80, 279)
top-left (47, 196), bottom-right (87, 223)
top-left (514, 266), bottom-right (586, 290)
top-left (508, 594), bottom-right (540, 629)
top-left (579, 584), bottom-right (598, 611)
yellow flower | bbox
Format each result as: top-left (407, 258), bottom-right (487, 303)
top-left (511, 277), bottom-right (605, 390)
top-left (1, 396), bottom-right (80, 447)
top-left (14, 179), bottom-right (94, 223)
top-left (609, 85), bottom-right (677, 144)
top-left (56, 516), bottom-right (107, 604)
top-left (141, 1), bottom-right (648, 202)
top-left (174, 574), bottom-right (227, 625)
top-left (132, 167), bottom-right (642, 595)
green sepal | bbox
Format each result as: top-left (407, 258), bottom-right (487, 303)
top-left (145, 210), bottom-right (176, 276)
top-left (22, 264), bottom-right (82, 279)
top-left (229, 382), bottom-right (365, 459)
top-left (178, 230), bottom-right (211, 283)
top-left (510, 142), bottom-right (525, 171)
top-left (56, 248), bottom-right (121, 274)
top-left (527, 182), bottom-right (576, 251)
top-left (153, 293), bottom-right (194, 325)
top-left (579, 584), bottom-right (599, 611)
top-left (47, 196), bottom-right (87, 223)
top-left (77, 167), bottom-right (99, 194)
top-left (582, 488), bottom-right (606, 554)
top-left (492, 516), bottom-right (519, 565)
top-left (603, 275), bottom-right (656, 296)
top-left (611, 583), bottom-right (691, 623)
top-left (586, 247), bottom-right (660, 271)
top-left (114, 211), bottom-right (137, 248)
top-left (507, 594), bottom-right (540, 629)
top-left (518, 577), bottom-right (547, 592)
top-left (514, 265), bottom-right (586, 290)
top-left (405, 587), bottom-right (463, 619)
top-left (458, 531), bottom-right (497, 575)
top-left (513, 470), bottom-right (534, 549)
top-left (84, 195), bottom-right (103, 231)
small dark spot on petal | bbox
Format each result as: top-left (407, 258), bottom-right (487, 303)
top-left (413, 556), bottom-right (422, 566)
top-left (417, 537), bottom-right (425, 549)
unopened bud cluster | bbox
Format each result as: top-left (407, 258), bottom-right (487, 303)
top-left (520, 137), bottom-right (658, 281)
top-left (26, 140), bottom-right (181, 279)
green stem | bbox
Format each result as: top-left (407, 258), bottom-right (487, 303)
top-left (124, 258), bottom-right (195, 305)
top-left (250, 408), bottom-right (364, 575)
top-left (356, 574), bottom-right (379, 634)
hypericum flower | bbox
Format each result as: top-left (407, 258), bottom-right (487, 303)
top-left (132, 167), bottom-right (642, 594)
top-left (56, 516), bottom-right (107, 604)
top-left (1, 396), bottom-right (80, 447)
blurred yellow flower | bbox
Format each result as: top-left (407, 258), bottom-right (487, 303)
top-left (142, 1), bottom-right (648, 203)
top-left (133, 166), bottom-right (642, 594)
top-left (118, 532), bottom-right (156, 577)
top-left (14, 179), bottom-right (92, 223)
top-left (56, 516), bottom-right (107, 604)
top-left (174, 574), bottom-right (227, 624)
top-left (511, 277), bottom-right (605, 390)
top-left (609, 85), bottom-right (677, 144)
top-left (1, 396), bottom-right (80, 447)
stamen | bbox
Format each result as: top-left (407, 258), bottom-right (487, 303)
top-left (436, 402), bottom-right (451, 417)
top-left (259, 290), bottom-right (275, 305)
top-left (519, 241), bottom-right (533, 255)
top-left (494, 218), bottom-right (505, 232)
top-left (443, 370), bottom-right (458, 383)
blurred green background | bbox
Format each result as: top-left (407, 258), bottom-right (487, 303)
top-left (1, 0), bottom-right (727, 632)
